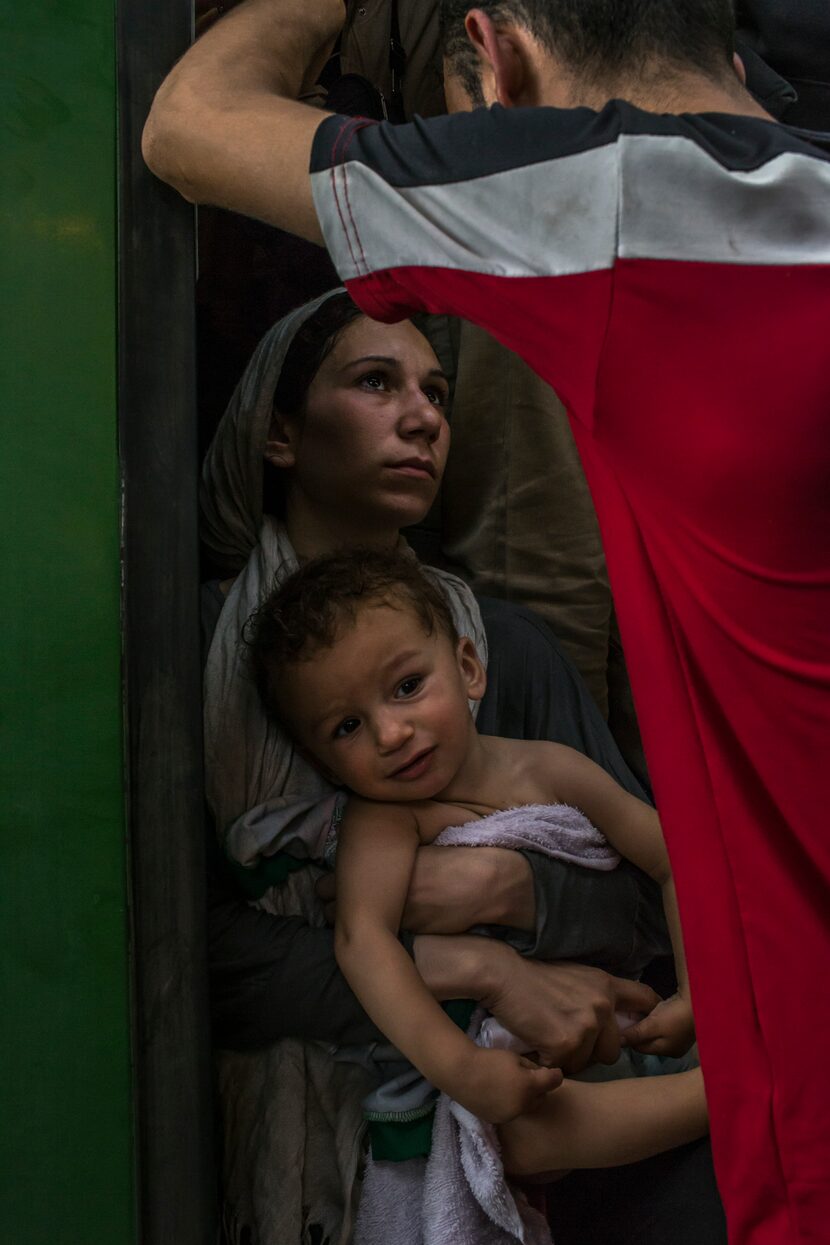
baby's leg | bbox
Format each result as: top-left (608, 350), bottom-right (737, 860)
top-left (499, 1067), bottom-right (707, 1176)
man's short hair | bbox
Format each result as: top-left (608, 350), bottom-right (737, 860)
top-left (245, 548), bottom-right (459, 721)
top-left (441, 0), bottom-right (736, 101)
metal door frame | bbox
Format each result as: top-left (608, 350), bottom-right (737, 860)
top-left (117, 3), bottom-right (217, 1239)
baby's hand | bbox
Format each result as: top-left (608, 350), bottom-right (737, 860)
top-left (452, 1048), bottom-right (563, 1124)
top-left (621, 991), bottom-right (695, 1057)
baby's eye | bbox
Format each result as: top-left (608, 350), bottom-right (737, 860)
top-left (333, 717), bottom-right (361, 739)
top-left (396, 676), bottom-right (423, 698)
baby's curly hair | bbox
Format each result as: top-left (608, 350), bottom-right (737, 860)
top-left (245, 548), bottom-right (459, 721)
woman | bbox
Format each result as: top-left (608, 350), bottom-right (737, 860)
top-left (201, 291), bottom-right (670, 1245)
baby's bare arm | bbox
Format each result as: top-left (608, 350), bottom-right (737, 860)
top-left (334, 799), bottom-right (466, 1087)
top-left (334, 799), bottom-right (560, 1120)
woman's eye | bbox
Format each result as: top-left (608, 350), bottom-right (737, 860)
top-left (334, 717), bottom-right (361, 739)
top-left (424, 386), bottom-right (447, 407)
top-left (359, 371), bottom-right (388, 391)
top-left (396, 676), bottom-right (422, 698)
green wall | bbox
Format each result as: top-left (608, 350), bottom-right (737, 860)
top-left (0, 1), bottom-right (134, 1241)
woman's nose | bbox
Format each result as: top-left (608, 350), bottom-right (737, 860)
top-left (398, 388), bottom-right (444, 442)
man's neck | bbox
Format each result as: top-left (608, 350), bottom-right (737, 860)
top-left (543, 65), bottom-right (773, 122)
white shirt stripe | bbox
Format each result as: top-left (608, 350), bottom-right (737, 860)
top-left (619, 134), bottom-right (830, 266)
top-left (312, 128), bottom-right (830, 283)
top-left (312, 143), bottom-right (619, 281)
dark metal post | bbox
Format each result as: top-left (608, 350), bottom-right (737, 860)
top-left (117, 3), bottom-right (218, 1241)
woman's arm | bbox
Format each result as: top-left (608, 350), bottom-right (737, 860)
top-left (499, 1067), bottom-right (708, 1175)
top-left (208, 833), bottom-right (660, 1057)
top-left (335, 800), bottom-right (561, 1121)
top-left (552, 745), bottom-right (694, 1055)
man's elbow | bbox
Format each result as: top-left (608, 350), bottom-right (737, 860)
top-left (142, 85), bottom-right (202, 202)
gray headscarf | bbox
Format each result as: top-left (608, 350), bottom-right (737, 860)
top-left (201, 289), bottom-right (340, 577)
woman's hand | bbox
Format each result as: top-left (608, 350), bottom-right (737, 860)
top-left (451, 1048), bottom-right (563, 1124)
top-left (620, 990), bottom-right (696, 1057)
top-left (480, 954), bottom-right (662, 1074)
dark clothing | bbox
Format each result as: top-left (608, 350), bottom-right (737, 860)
top-left (207, 835), bottom-right (390, 1049)
top-left (476, 596), bottom-right (664, 971)
top-left (549, 1139), bottom-right (727, 1245)
top-left (475, 597), bottom-right (650, 797)
top-left (207, 591), bottom-right (668, 1050)
top-left (738, 0), bottom-right (830, 132)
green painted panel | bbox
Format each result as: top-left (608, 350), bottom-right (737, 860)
top-left (0, 1), bottom-right (133, 1242)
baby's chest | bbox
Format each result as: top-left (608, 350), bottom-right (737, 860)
top-left (414, 801), bottom-right (494, 845)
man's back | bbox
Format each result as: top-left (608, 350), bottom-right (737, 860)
top-left (311, 98), bottom-right (830, 1242)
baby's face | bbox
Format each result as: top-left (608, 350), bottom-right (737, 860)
top-left (279, 603), bottom-right (484, 802)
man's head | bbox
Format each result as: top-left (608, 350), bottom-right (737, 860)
top-left (246, 549), bottom-right (486, 800)
top-left (441, 0), bottom-right (740, 112)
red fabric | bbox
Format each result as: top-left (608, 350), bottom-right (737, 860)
top-left (350, 261), bottom-right (830, 1243)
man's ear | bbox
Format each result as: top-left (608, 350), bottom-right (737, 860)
top-left (464, 9), bottom-right (536, 108)
top-left (456, 635), bottom-right (487, 704)
top-left (264, 411), bottom-right (299, 470)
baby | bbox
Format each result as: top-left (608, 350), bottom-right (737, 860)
top-left (247, 548), bottom-right (707, 1173)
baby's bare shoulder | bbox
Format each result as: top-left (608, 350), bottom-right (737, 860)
top-left (343, 796), bottom-right (473, 845)
top-left (508, 739), bottom-right (588, 802)
top-left (342, 796), bottom-right (420, 837)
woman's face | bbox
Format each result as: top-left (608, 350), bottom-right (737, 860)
top-left (269, 316), bottom-right (450, 541)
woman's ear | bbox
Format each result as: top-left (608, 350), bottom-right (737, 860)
top-left (264, 411), bottom-right (299, 470)
top-left (456, 635), bottom-right (487, 703)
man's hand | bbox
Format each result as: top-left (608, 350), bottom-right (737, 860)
top-left (480, 955), bottom-right (661, 1074)
top-left (316, 846), bottom-right (535, 932)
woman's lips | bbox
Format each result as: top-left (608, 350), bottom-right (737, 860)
top-left (385, 458), bottom-right (435, 480)
top-left (390, 746), bottom-right (436, 781)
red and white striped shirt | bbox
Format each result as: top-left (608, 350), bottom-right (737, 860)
top-left (311, 101), bottom-right (830, 1245)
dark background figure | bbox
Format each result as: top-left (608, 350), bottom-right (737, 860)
top-left (736, 0), bottom-right (830, 138)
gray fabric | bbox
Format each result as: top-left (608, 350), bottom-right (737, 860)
top-left (201, 288), bottom-right (341, 578)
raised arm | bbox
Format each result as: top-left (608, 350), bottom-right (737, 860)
top-left (335, 799), bottom-right (561, 1121)
top-left (552, 745), bottom-right (694, 1055)
top-left (142, 0), bottom-right (342, 240)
